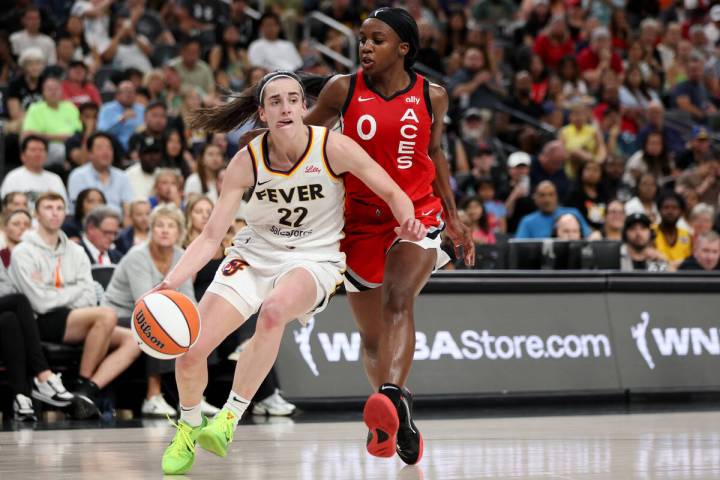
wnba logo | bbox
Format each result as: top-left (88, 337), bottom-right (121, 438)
top-left (134, 309), bottom-right (165, 349)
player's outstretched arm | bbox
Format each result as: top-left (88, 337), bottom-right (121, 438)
top-left (326, 131), bottom-right (426, 242)
top-left (156, 149), bottom-right (255, 292)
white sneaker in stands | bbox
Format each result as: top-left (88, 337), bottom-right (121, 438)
top-left (252, 389), bottom-right (296, 416)
top-left (142, 394), bottom-right (178, 417)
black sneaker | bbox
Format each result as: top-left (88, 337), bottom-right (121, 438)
top-left (71, 378), bottom-right (101, 420)
top-left (396, 387), bottom-right (423, 465)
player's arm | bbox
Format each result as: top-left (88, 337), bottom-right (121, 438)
top-left (326, 131), bottom-right (426, 241)
top-left (428, 84), bottom-right (474, 267)
top-left (303, 74), bottom-right (350, 127)
top-left (158, 149), bottom-right (254, 291)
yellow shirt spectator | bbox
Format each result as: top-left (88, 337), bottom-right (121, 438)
top-left (653, 225), bottom-right (692, 262)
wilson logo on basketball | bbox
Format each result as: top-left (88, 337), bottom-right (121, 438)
top-left (304, 165), bottom-right (321, 174)
top-left (222, 259), bottom-right (249, 276)
top-left (134, 309), bottom-right (165, 350)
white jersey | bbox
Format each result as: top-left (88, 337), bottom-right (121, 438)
top-left (242, 125), bottom-right (345, 257)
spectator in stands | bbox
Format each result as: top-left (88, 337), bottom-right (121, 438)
top-left (505, 152), bottom-right (534, 234)
top-left (101, 15), bottom-right (153, 73)
top-left (5, 47), bottom-right (45, 136)
top-left (150, 169), bottom-right (183, 208)
top-left (448, 46), bottom-right (504, 111)
top-left (559, 102), bottom-right (608, 178)
top-left (0, 136), bottom-right (68, 208)
top-left (80, 206), bottom-right (122, 266)
top-left (184, 143), bottom-right (224, 203)
top-left (128, 101), bottom-right (168, 160)
top-left (620, 212), bottom-right (668, 271)
top-left (689, 203), bottom-right (715, 242)
top-left (679, 231), bottom-right (720, 271)
top-left (531, 140), bottom-right (571, 200)
top-left (102, 203), bottom-right (219, 417)
top-left (63, 15), bottom-right (96, 65)
top-left (169, 37), bottom-right (216, 100)
top-left (209, 23), bottom-right (247, 90)
top-left (10, 6), bottom-right (56, 64)
top-left (22, 76), bottom-right (82, 169)
top-left (70, 0), bottom-right (112, 54)
top-left (0, 209), bottom-right (77, 422)
top-left (564, 160), bottom-right (608, 232)
top-left (597, 199), bottom-right (625, 241)
top-left (127, 138), bottom-right (163, 201)
top-left (557, 55), bottom-right (588, 106)
top-left (671, 52), bottom-right (718, 126)
top-left (676, 126), bottom-right (714, 170)
top-left (462, 196), bottom-right (496, 245)
top-left (61, 60), bottom-right (100, 108)
top-left (163, 129), bottom-right (194, 178)
top-left (162, 65), bottom-right (184, 116)
top-left (516, 181), bottom-right (590, 239)
top-left (653, 191), bottom-right (692, 268)
top-left (65, 102), bottom-right (100, 170)
top-left (456, 144), bottom-right (502, 198)
top-left (498, 71), bottom-right (545, 142)
top-left (477, 177), bottom-right (507, 233)
top-left (67, 132), bottom-right (135, 220)
top-left (707, 5), bottom-right (720, 45)
top-left (9, 192), bottom-right (140, 417)
top-left (619, 64), bottom-right (660, 126)
top-left (1, 209), bottom-right (31, 264)
top-left (533, 15), bottom-right (575, 71)
top-left (140, 69), bottom-right (167, 105)
top-left (247, 12), bottom-right (302, 72)
top-left (625, 172), bottom-right (660, 224)
top-left (183, 196), bottom-right (213, 249)
top-left (636, 101), bottom-right (685, 157)
top-left (602, 155), bottom-right (633, 202)
top-left (1, 193), bottom-right (29, 217)
top-left (115, 199), bottom-right (151, 255)
top-left (625, 131), bottom-right (674, 187)
top-left (44, 34), bottom-right (76, 78)
top-left (553, 213), bottom-right (583, 240)
top-left (577, 26), bottom-right (623, 89)
top-left (62, 187), bottom-right (106, 242)
top-left (97, 81), bottom-right (145, 153)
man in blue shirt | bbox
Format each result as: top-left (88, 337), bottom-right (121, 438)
top-left (67, 132), bottom-right (135, 222)
top-left (97, 81), bottom-right (144, 153)
top-left (516, 181), bottom-right (591, 238)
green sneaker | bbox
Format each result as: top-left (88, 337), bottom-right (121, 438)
top-left (197, 408), bottom-right (236, 457)
top-left (161, 417), bottom-right (207, 475)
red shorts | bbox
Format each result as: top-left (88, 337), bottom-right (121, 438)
top-left (341, 194), bottom-right (446, 291)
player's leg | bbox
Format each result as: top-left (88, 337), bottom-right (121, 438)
top-left (176, 292), bottom-right (248, 412)
top-left (163, 292), bottom-right (247, 475)
top-left (362, 242), bottom-right (435, 463)
top-left (197, 268), bottom-right (317, 458)
top-left (347, 288), bottom-right (384, 389)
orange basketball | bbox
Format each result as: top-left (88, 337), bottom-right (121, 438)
top-left (132, 290), bottom-right (200, 359)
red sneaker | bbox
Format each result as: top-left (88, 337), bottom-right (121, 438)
top-left (363, 392), bottom-right (400, 457)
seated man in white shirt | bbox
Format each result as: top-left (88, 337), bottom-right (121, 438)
top-left (80, 206), bottom-right (123, 265)
top-left (0, 135), bottom-right (68, 210)
top-left (125, 137), bottom-right (163, 201)
top-left (247, 12), bottom-right (302, 71)
top-left (9, 6), bottom-right (57, 65)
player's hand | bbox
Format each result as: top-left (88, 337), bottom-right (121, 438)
top-left (445, 214), bottom-right (475, 267)
top-left (237, 128), bottom-right (267, 149)
top-left (140, 279), bottom-right (175, 300)
top-left (394, 218), bottom-right (427, 242)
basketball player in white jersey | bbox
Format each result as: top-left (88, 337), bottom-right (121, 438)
top-left (155, 71), bottom-right (427, 475)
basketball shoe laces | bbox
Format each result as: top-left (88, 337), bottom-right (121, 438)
top-left (166, 416), bottom-right (196, 457)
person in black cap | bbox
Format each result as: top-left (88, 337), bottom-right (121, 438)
top-left (620, 212), bottom-right (668, 271)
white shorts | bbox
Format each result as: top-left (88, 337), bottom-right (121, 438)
top-left (205, 234), bottom-right (345, 325)
top-left (343, 234), bottom-right (450, 293)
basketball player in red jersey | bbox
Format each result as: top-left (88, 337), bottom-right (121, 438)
top-left (302, 7), bottom-right (474, 465)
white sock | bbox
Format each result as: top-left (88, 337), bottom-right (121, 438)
top-left (223, 390), bottom-right (250, 427)
top-left (179, 403), bottom-right (202, 427)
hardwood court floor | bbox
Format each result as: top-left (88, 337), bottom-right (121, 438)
top-left (1, 410), bottom-right (719, 479)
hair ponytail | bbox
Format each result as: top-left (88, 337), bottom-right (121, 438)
top-left (187, 85), bottom-right (259, 133)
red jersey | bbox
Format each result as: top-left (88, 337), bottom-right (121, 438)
top-left (341, 70), bottom-right (436, 206)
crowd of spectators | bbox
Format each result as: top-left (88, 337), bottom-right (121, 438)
top-left (0, 0), bottom-right (719, 421)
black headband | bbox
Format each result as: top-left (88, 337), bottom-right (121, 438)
top-left (368, 7), bottom-right (419, 69)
